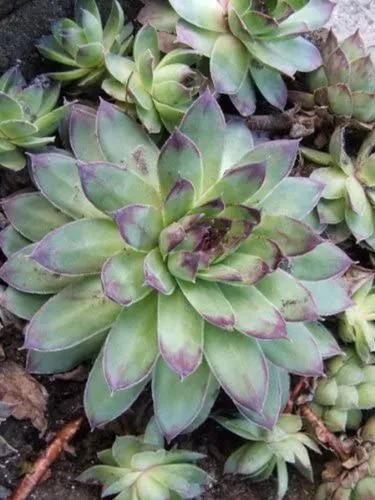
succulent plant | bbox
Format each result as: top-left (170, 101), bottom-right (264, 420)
top-left (315, 416), bottom-right (375, 500)
top-left (103, 25), bottom-right (205, 133)
top-left (138, 0), bottom-right (334, 115)
top-left (311, 348), bottom-right (375, 433)
top-left (0, 92), bottom-right (352, 438)
top-left (218, 413), bottom-right (320, 500)
top-left (302, 127), bottom-right (375, 251)
top-left (37, 0), bottom-right (133, 89)
top-left (78, 417), bottom-right (211, 499)
top-left (290, 29), bottom-right (375, 124)
top-left (0, 66), bottom-right (69, 171)
top-left (339, 269), bottom-right (375, 364)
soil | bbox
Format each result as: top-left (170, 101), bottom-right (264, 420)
top-left (0, 1), bottom-right (372, 499)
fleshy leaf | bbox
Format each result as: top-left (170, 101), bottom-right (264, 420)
top-left (304, 322), bottom-right (341, 359)
top-left (178, 279), bottom-right (235, 330)
top-left (153, 358), bottom-right (213, 441)
top-left (114, 204), bottom-right (162, 252)
top-left (221, 119), bottom-right (254, 172)
top-left (164, 178), bottom-right (195, 225)
top-left (30, 152), bottom-right (104, 219)
top-left (169, 0), bottom-right (226, 32)
top-left (25, 277), bottom-right (121, 350)
top-left (158, 129), bottom-right (203, 200)
top-left (0, 287), bottom-right (49, 321)
top-left (31, 219), bottom-right (124, 275)
top-left (260, 322), bottom-right (324, 376)
top-left (0, 226), bottom-right (30, 257)
top-left (221, 284), bottom-right (287, 340)
top-left (2, 192), bottom-right (71, 242)
top-left (301, 277), bottom-right (353, 316)
top-left (158, 288), bottom-right (204, 378)
top-left (249, 62), bottom-right (287, 110)
top-left (256, 269), bottom-right (318, 321)
top-left (68, 104), bottom-right (105, 161)
top-left (85, 350), bottom-right (147, 428)
top-left (179, 90), bottom-right (225, 192)
top-left (101, 250), bottom-right (150, 306)
top-left (103, 295), bottom-right (158, 391)
top-left (78, 161), bottom-right (160, 213)
top-left (204, 324), bottom-right (268, 411)
top-left (143, 248), bottom-right (175, 295)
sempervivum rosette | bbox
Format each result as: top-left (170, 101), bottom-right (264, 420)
top-left (138, 0), bottom-right (334, 115)
top-left (0, 92), bottom-right (352, 440)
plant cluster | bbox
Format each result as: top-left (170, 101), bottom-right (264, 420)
top-left (0, 0), bottom-right (374, 499)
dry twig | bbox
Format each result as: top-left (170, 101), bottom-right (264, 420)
top-left (9, 417), bottom-right (83, 500)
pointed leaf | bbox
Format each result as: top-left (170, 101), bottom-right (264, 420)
top-left (158, 288), bottom-right (204, 378)
top-left (85, 350), bottom-right (146, 428)
top-left (178, 279), bottom-right (235, 330)
top-left (260, 178), bottom-right (324, 220)
top-left (104, 295), bottom-right (158, 391)
top-left (289, 242), bottom-right (352, 281)
top-left (253, 214), bottom-right (323, 257)
top-left (305, 322), bottom-right (341, 359)
top-left (25, 277), bottom-right (121, 350)
top-left (229, 74), bottom-right (257, 117)
top-left (179, 90), bottom-right (225, 192)
top-left (256, 269), bottom-right (318, 321)
top-left (301, 277), bottom-right (353, 316)
top-left (114, 204), bottom-right (162, 252)
top-left (199, 253), bottom-right (268, 286)
top-left (169, 0), bottom-right (226, 32)
top-left (176, 20), bottom-right (219, 57)
top-left (210, 34), bottom-right (249, 94)
top-left (2, 192), bottom-right (71, 242)
top-left (164, 178), bottom-right (195, 225)
top-left (221, 119), bottom-right (254, 172)
top-left (221, 284), bottom-right (287, 340)
top-left (249, 62), bottom-right (287, 110)
top-left (0, 226), bottom-right (30, 257)
top-left (68, 104), bottom-right (105, 161)
top-left (144, 248), bottom-right (175, 295)
top-left (96, 99), bottom-right (159, 186)
top-left (0, 287), bottom-right (49, 320)
top-left (78, 161), bottom-right (160, 213)
top-left (261, 322), bottom-right (324, 376)
top-left (205, 324), bottom-right (268, 411)
top-left (0, 244), bottom-right (79, 294)
top-left (153, 358), bottom-right (213, 441)
top-left (31, 219), bottom-right (124, 275)
top-left (158, 129), bottom-right (203, 200)
top-left (30, 152), bottom-right (104, 219)
top-left (101, 250), bottom-right (150, 306)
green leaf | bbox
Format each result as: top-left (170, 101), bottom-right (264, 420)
top-left (0, 149), bottom-right (26, 171)
top-left (199, 253), bottom-right (268, 286)
top-left (103, 295), bottom-right (158, 390)
top-left (205, 324), bottom-right (268, 411)
top-left (260, 178), bottom-right (323, 220)
top-left (103, 0), bottom-right (125, 50)
top-left (0, 92), bottom-right (23, 121)
top-left (0, 244), bottom-right (79, 294)
top-left (2, 192), bottom-right (71, 242)
top-left (27, 330), bottom-right (107, 374)
top-left (78, 161), bottom-right (160, 213)
top-left (68, 104), bottom-right (105, 161)
top-left (134, 24), bottom-right (160, 69)
top-left (81, 8), bottom-right (103, 43)
top-left (276, 458), bottom-right (289, 500)
top-left (96, 99), bottom-right (159, 187)
top-left (114, 204), bottom-right (162, 252)
top-left (260, 322), bottom-right (324, 376)
top-left (25, 277), bottom-right (121, 350)
top-left (0, 287), bottom-right (49, 320)
top-left (169, 0), bottom-right (226, 32)
top-left (305, 322), bottom-right (341, 360)
top-left (101, 250), bottom-right (150, 306)
top-left (31, 219), bottom-right (124, 275)
top-left (158, 287), bottom-right (204, 378)
top-left (84, 350), bottom-right (147, 428)
top-left (240, 140), bottom-right (299, 204)
top-left (178, 279), bottom-right (235, 330)
top-left (149, 464), bottom-right (209, 498)
top-left (0, 225), bottom-right (30, 257)
top-left (256, 269), bottom-right (318, 322)
top-left (153, 358), bottom-right (213, 441)
top-left (164, 178), bottom-right (195, 226)
top-left (200, 162), bottom-right (266, 205)
top-left (179, 90), bottom-right (225, 192)
top-left (301, 277), bottom-right (353, 316)
top-left (253, 214), bottom-right (322, 256)
top-left (76, 42), bottom-right (104, 67)
top-left (158, 129), bottom-right (203, 200)
top-left (221, 284), bottom-right (287, 339)
top-left (30, 152), bottom-right (104, 219)
top-left (221, 119), bottom-right (254, 172)
top-left (176, 20), bottom-right (220, 57)
top-left (210, 34), bottom-right (249, 94)
top-left (143, 248), bottom-right (175, 295)
top-left (249, 62), bottom-right (287, 110)
top-left (229, 73), bottom-right (256, 116)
